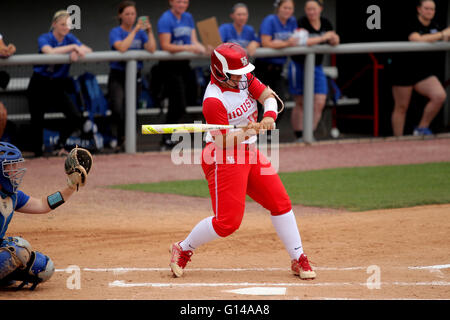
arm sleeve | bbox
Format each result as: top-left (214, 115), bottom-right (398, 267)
top-left (109, 28), bottom-right (121, 48)
top-left (188, 13), bottom-right (195, 28)
top-left (406, 18), bottom-right (419, 40)
top-left (248, 73), bottom-right (267, 100)
top-left (323, 18), bottom-right (334, 31)
top-left (259, 16), bottom-right (273, 36)
top-left (203, 97), bottom-right (229, 125)
top-left (203, 97), bottom-right (229, 135)
top-left (157, 14), bottom-right (172, 34)
top-left (15, 190), bottom-right (30, 210)
top-left (38, 34), bottom-right (51, 51)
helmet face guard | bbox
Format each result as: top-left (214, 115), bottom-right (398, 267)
top-left (2, 158), bottom-right (26, 194)
top-left (211, 43), bottom-right (255, 90)
top-left (0, 142), bottom-right (26, 194)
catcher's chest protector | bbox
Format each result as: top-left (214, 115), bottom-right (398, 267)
top-left (0, 192), bottom-right (16, 239)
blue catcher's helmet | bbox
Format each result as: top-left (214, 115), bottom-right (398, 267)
top-left (0, 142), bottom-right (26, 194)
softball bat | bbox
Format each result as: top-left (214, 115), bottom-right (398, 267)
top-left (141, 123), bottom-right (247, 134)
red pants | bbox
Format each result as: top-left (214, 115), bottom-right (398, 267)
top-left (201, 143), bottom-right (292, 237)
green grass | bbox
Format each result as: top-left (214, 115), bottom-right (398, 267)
top-left (111, 162), bottom-right (450, 211)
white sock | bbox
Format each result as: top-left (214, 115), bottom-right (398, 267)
top-left (180, 216), bottom-right (220, 251)
top-left (270, 210), bottom-right (304, 260)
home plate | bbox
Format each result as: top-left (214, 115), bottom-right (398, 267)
top-left (224, 287), bottom-right (286, 296)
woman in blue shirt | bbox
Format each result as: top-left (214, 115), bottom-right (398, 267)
top-left (108, 0), bottom-right (156, 149)
top-left (219, 3), bottom-right (260, 57)
top-left (289, 0), bottom-right (339, 142)
top-left (255, 0), bottom-right (298, 101)
top-left (27, 10), bottom-right (92, 157)
top-left (157, 0), bottom-right (207, 150)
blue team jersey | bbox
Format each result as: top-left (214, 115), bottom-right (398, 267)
top-left (258, 14), bottom-right (297, 65)
top-left (157, 9), bottom-right (195, 46)
top-left (219, 23), bottom-right (259, 49)
top-left (109, 26), bottom-right (149, 71)
top-left (0, 190), bottom-right (30, 239)
top-left (33, 32), bottom-right (82, 78)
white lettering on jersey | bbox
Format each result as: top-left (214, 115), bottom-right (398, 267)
top-left (173, 26), bottom-right (192, 38)
top-left (203, 80), bottom-right (259, 144)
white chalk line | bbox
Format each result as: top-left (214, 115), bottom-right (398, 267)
top-left (108, 280), bottom-right (450, 288)
top-left (408, 264), bottom-right (450, 270)
top-left (55, 264), bottom-right (450, 274)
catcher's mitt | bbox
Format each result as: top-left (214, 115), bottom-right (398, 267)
top-left (65, 146), bottom-right (93, 191)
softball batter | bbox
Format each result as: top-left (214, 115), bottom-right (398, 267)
top-left (169, 42), bottom-right (316, 280)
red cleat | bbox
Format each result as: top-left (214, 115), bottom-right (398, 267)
top-left (291, 254), bottom-right (316, 280)
top-left (169, 242), bottom-right (193, 278)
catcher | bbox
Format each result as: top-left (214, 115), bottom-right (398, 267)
top-left (0, 143), bottom-right (92, 290)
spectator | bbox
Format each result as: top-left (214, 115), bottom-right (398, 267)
top-left (0, 34), bottom-right (13, 141)
top-left (108, 0), bottom-right (156, 149)
top-left (289, 0), bottom-right (339, 142)
top-left (27, 10), bottom-right (92, 157)
top-left (255, 0), bottom-right (298, 99)
top-left (390, 0), bottom-right (450, 136)
top-left (157, 0), bottom-right (207, 150)
top-left (0, 33), bottom-right (16, 58)
top-left (219, 3), bottom-right (260, 57)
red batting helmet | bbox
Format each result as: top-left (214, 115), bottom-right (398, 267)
top-left (210, 42), bottom-right (255, 83)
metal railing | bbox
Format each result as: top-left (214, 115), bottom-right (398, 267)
top-left (1, 41), bottom-right (449, 152)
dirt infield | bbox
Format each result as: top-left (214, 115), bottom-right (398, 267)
top-left (1, 137), bottom-right (450, 300)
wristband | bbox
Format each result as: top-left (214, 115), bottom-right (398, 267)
top-left (264, 97), bottom-right (278, 113)
top-left (47, 191), bottom-right (65, 210)
top-left (263, 97), bottom-right (278, 121)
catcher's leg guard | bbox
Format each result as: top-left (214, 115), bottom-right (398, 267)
top-left (0, 236), bottom-right (32, 281)
top-left (6, 251), bottom-right (55, 290)
top-left (0, 237), bottom-right (54, 290)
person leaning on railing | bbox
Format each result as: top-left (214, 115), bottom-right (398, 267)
top-left (108, 0), bottom-right (156, 150)
top-left (0, 33), bottom-right (15, 142)
top-left (289, 0), bottom-right (339, 142)
top-left (157, 0), bottom-right (208, 151)
top-left (390, 0), bottom-right (450, 137)
top-left (26, 10), bottom-right (92, 157)
top-left (219, 3), bottom-right (260, 57)
top-left (254, 0), bottom-right (298, 101)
